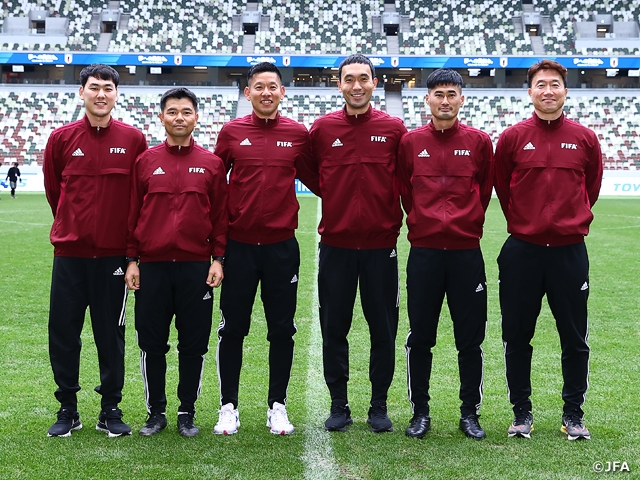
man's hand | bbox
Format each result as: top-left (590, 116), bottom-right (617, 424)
top-left (125, 262), bottom-right (140, 290)
top-left (206, 259), bottom-right (224, 288)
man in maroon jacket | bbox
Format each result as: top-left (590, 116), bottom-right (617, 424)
top-left (397, 69), bottom-right (494, 440)
top-left (213, 62), bottom-right (317, 436)
top-left (307, 54), bottom-right (407, 432)
top-left (494, 60), bottom-right (603, 441)
top-left (125, 87), bottom-right (228, 438)
top-left (44, 64), bottom-right (147, 438)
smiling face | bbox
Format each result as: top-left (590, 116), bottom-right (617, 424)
top-left (426, 83), bottom-right (464, 129)
top-left (79, 76), bottom-right (117, 126)
top-left (159, 97), bottom-right (198, 146)
top-left (245, 71), bottom-right (285, 119)
top-left (528, 69), bottom-right (568, 120)
top-left (338, 63), bottom-right (378, 115)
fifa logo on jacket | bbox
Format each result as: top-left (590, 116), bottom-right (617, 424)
top-left (189, 167), bottom-right (205, 174)
top-left (454, 150), bottom-right (471, 156)
top-left (277, 141), bottom-right (293, 147)
top-left (371, 136), bottom-right (387, 142)
top-left (561, 143), bottom-right (578, 150)
top-left (110, 147), bottom-right (127, 154)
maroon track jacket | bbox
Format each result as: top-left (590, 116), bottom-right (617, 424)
top-left (308, 106), bottom-right (407, 249)
top-left (44, 115), bottom-right (147, 257)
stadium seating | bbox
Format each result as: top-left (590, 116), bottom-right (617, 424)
top-left (281, 90), bottom-right (385, 129)
top-left (3, 84), bottom-right (638, 169)
top-left (255, 0), bottom-right (386, 54)
top-left (108, 1), bottom-right (243, 54)
top-left (0, 87), bottom-right (237, 164)
top-left (538, 0), bottom-right (640, 55)
top-left (1, 0), bottom-right (638, 55)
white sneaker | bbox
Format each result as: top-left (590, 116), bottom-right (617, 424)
top-left (267, 402), bottom-right (294, 435)
top-left (214, 403), bottom-right (240, 435)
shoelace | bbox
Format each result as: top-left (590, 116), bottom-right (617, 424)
top-left (271, 407), bottom-right (289, 424)
top-left (565, 415), bottom-right (583, 429)
top-left (219, 409), bottom-right (237, 423)
top-left (514, 413), bottom-right (531, 426)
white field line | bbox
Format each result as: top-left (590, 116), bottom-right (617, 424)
top-left (303, 198), bottom-right (339, 480)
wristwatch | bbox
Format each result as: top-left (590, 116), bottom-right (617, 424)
top-left (126, 256), bottom-right (139, 264)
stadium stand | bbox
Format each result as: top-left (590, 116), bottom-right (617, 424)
top-left (281, 88), bottom-right (385, 128)
top-left (395, 0), bottom-right (534, 56)
top-left (255, 0), bottom-right (386, 55)
top-left (1, 0), bottom-right (638, 56)
top-left (108, 0), bottom-right (243, 54)
top-left (0, 86), bottom-right (237, 164)
top-left (2, 83), bottom-right (638, 170)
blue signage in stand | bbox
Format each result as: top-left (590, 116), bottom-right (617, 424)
top-left (0, 52), bottom-right (638, 69)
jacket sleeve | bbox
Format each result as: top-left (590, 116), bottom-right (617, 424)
top-left (477, 134), bottom-right (495, 212)
top-left (585, 132), bottom-right (603, 208)
top-left (305, 122), bottom-right (323, 198)
top-left (493, 132), bottom-right (513, 218)
top-left (213, 125), bottom-right (233, 174)
top-left (43, 131), bottom-right (62, 217)
top-left (126, 155), bottom-right (146, 258)
top-left (208, 156), bottom-right (229, 258)
top-left (294, 130), bottom-right (321, 196)
top-left (396, 134), bottom-right (413, 215)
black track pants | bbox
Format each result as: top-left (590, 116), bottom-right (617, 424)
top-left (217, 238), bottom-right (299, 408)
top-left (48, 256), bottom-right (127, 411)
top-left (405, 247), bottom-right (487, 417)
top-left (318, 243), bottom-right (399, 406)
top-left (135, 261), bottom-right (213, 415)
top-left (498, 236), bottom-right (590, 416)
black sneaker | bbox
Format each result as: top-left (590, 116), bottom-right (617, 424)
top-left (139, 413), bottom-right (168, 436)
top-left (508, 410), bottom-right (534, 439)
top-left (459, 414), bottom-right (486, 439)
top-left (96, 407), bottom-right (132, 437)
top-left (405, 414), bottom-right (431, 438)
top-left (47, 408), bottom-right (82, 437)
top-left (177, 413), bottom-right (200, 438)
top-left (324, 404), bottom-right (353, 432)
top-left (561, 413), bottom-right (591, 440)
top-left (367, 402), bottom-right (393, 433)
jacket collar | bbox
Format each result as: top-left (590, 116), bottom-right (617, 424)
top-left (533, 112), bottom-right (565, 130)
top-left (163, 137), bottom-right (195, 155)
top-left (427, 118), bottom-right (460, 137)
top-left (341, 104), bottom-right (373, 124)
top-left (83, 115), bottom-right (112, 131)
top-left (251, 110), bottom-right (280, 128)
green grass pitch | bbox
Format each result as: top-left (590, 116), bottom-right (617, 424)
top-left (0, 193), bottom-right (638, 479)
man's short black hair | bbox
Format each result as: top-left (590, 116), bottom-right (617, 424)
top-left (79, 64), bottom-right (119, 87)
top-left (247, 62), bottom-right (282, 85)
top-left (338, 54), bottom-right (376, 82)
top-left (426, 69), bottom-right (464, 91)
top-left (160, 87), bottom-right (199, 112)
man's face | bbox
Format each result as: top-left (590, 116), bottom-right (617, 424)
top-left (426, 84), bottom-right (464, 122)
top-left (159, 97), bottom-right (198, 142)
top-left (244, 72), bottom-right (284, 119)
top-left (528, 69), bottom-right (568, 119)
top-left (79, 76), bottom-right (117, 120)
top-left (338, 63), bottom-right (378, 115)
